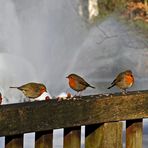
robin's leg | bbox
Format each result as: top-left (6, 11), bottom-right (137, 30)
top-left (78, 91), bottom-right (83, 96)
top-left (72, 92), bottom-right (83, 100)
top-left (24, 97), bottom-right (31, 102)
top-left (121, 89), bottom-right (126, 95)
top-left (73, 92), bottom-right (79, 97)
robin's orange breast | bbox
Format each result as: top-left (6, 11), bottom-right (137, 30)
top-left (124, 75), bottom-right (134, 86)
top-left (69, 78), bottom-right (77, 90)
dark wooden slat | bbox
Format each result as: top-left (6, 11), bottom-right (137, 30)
top-left (85, 124), bottom-right (101, 148)
top-left (126, 119), bottom-right (143, 148)
top-left (0, 90), bottom-right (148, 136)
top-left (85, 122), bottom-right (123, 148)
top-left (64, 127), bottom-right (81, 148)
top-left (35, 130), bottom-right (53, 148)
top-left (5, 134), bottom-right (23, 148)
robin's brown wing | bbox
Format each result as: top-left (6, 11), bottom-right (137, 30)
top-left (111, 72), bottom-right (125, 84)
top-left (18, 83), bottom-right (41, 98)
top-left (74, 75), bottom-right (91, 87)
top-left (21, 88), bottom-right (40, 98)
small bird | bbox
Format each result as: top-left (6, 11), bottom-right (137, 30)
top-left (10, 82), bottom-right (47, 99)
top-left (108, 70), bottom-right (134, 94)
top-left (66, 73), bottom-right (95, 96)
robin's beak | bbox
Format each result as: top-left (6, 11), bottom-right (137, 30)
top-left (66, 76), bottom-right (68, 78)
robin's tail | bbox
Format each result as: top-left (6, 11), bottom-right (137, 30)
top-left (89, 85), bottom-right (95, 89)
top-left (107, 84), bottom-right (115, 89)
top-left (9, 86), bottom-right (18, 89)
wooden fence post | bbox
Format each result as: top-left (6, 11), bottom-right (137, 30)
top-left (126, 119), bottom-right (143, 148)
top-left (35, 130), bottom-right (53, 148)
top-left (5, 134), bottom-right (23, 148)
top-left (64, 126), bottom-right (81, 148)
top-left (85, 122), bottom-right (123, 148)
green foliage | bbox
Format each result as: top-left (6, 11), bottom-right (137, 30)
top-left (96, 0), bottom-right (126, 19)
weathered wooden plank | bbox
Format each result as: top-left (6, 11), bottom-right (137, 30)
top-left (64, 127), bottom-right (81, 148)
top-left (85, 122), bottom-right (123, 148)
top-left (0, 90), bottom-right (148, 136)
top-left (5, 134), bottom-right (23, 148)
top-left (35, 130), bottom-right (53, 148)
top-left (126, 119), bottom-right (143, 148)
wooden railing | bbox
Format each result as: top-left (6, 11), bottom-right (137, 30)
top-left (0, 90), bottom-right (148, 148)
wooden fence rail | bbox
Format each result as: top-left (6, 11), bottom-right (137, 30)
top-left (0, 90), bottom-right (148, 147)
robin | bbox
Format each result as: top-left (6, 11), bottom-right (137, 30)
top-left (108, 70), bottom-right (134, 94)
top-left (66, 73), bottom-right (95, 96)
top-left (10, 82), bottom-right (47, 99)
